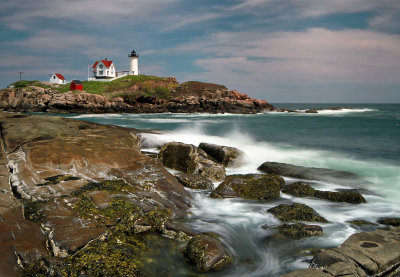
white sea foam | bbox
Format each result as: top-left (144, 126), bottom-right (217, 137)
top-left (69, 113), bottom-right (124, 119)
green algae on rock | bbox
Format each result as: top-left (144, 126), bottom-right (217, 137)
top-left (210, 174), bottom-right (284, 200)
top-left (276, 223), bottom-right (323, 239)
top-left (158, 142), bottom-right (226, 181)
top-left (183, 233), bottom-right (232, 272)
top-left (175, 173), bottom-right (214, 190)
top-left (267, 203), bottom-right (328, 223)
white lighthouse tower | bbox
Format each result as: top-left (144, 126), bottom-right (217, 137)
top-left (128, 49), bottom-right (139, 75)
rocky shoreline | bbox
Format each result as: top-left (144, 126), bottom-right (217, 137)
top-left (0, 81), bottom-right (274, 114)
top-left (1, 112), bottom-right (399, 276)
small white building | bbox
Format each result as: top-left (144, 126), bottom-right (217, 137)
top-left (49, 73), bottom-right (66, 84)
top-left (92, 58), bottom-right (116, 79)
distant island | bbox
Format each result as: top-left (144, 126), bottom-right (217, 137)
top-left (0, 75), bottom-right (275, 114)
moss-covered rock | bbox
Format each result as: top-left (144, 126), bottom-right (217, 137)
top-left (175, 173), bottom-right (214, 190)
top-left (348, 220), bottom-right (377, 227)
top-left (183, 233), bottom-right (232, 272)
top-left (276, 223), bottom-right (323, 239)
top-left (51, 233), bottom-right (146, 277)
top-left (23, 200), bottom-right (48, 224)
top-left (267, 203), bottom-right (328, 223)
top-left (210, 174), bottom-right (284, 200)
top-left (378, 217), bottom-right (400, 227)
top-left (282, 182), bottom-right (366, 204)
top-left (158, 142), bottom-right (226, 181)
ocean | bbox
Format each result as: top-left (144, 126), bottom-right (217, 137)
top-left (62, 103), bottom-right (400, 276)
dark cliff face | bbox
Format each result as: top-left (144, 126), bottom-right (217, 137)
top-left (0, 79), bottom-right (275, 114)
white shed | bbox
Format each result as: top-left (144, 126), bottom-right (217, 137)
top-left (49, 73), bottom-right (66, 84)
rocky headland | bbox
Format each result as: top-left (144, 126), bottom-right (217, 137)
top-left (1, 111), bottom-right (400, 276)
top-left (0, 77), bottom-right (274, 114)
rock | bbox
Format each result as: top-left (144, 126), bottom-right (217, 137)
top-left (348, 219), bottom-right (377, 227)
top-left (175, 173), bottom-right (214, 190)
top-left (276, 223), bottom-right (323, 239)
top-left (309, 227), bottom-right (400, 276)
top-left (0, 112), bottom-right (194, 275)
top-left (305, 109), bottom-right (318, 113)
top-left (0, 80), bottom-right (275, 114)
top-left (267, 203), bottom-right (328, 223)
top-left (282, 181), bottom-right (366, 204)
top-left (281, 268), bottom-right (331, 277)
top-left (258, 162), bottom-right (361, 184)
top-left (158, 142), bottom-right (226, 181)
top-left (198, 142), bottom-right (244, 167)
top-left (378, 217), bottom-right (400, 227)
top-left (210, 174), bottom-right (284, 200)
top-left (183, 233), bottom-right (232, 272)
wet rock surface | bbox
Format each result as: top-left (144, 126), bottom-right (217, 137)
top-left (258, 162), bottom-right (361, 184)
top-left (175, 173), bottom-right (214, 190)
top-left (182, 233), bottom-right (232, 272)
top-left (282, 181), bottom-right (366, 203)
top-left (158, 142), bottom-right (226, 181)
top-left (198, 142), bottom-right (244, 167)
top-left (210, 174), bottom-right (284, 200)
top-left (0, 112), bottom-right (195, 276)
top-left (282, 228), bottom-right (400, 276)
top-left (267, 203), bottom-right (328, 223)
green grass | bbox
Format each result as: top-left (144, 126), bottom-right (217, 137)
top-left (12, 80), bottom-right (37, 88)
top-left (55, 75), bottom-right (170, 95)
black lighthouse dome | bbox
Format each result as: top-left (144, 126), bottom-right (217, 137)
top-left (129, 49), bottom-right (139, 57)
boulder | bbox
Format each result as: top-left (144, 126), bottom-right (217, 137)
top-left (348, 220), bottom-right (377, 227)
top-left (158, 142), bottom-right (226, 181)
top-left (258, 162), bottom-right (360, 184)
top-left (183, 233), bottom-right (232, 272)
top-left (282, 182), bottom-right (366, 204)
top-left (378, 217), bottom-right (400, 227)
top-left (198, 142), bottom-right (244, 167)
top-left (267, 203), bottom-right (328, 223)
top-left (276, 223), bottom-right (323, 239)
top-left (308, 227), bottom-right (400, 276)
top-left (210, 174), bottom-right (284, 200)
top-left (175, 173), bottom-right (214, 190)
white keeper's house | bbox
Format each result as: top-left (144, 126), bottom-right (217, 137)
top-left (49, 73), bottom-right (67, 84)
top-left (92, 58), bottom-right (116, 79)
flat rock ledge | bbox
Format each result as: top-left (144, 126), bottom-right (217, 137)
top-left (281, 227), bottom-right (400, 277)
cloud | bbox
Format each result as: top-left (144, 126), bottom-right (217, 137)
top-left (179, 28), bottom-right (400, 93)
top-left (0, 0), bottom-right (180, 30)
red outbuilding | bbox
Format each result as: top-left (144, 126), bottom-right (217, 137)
top-left (70, 80), bottom-right (83, 91)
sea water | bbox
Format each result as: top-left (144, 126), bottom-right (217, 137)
top-left (62, 103), bottom-right (400, 276)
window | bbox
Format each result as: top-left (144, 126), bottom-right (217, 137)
top-left (53, 76), bottom-right (56, 79)
top-left (99, 64), bottom-right (103, 69)
top-left (99, 70), bottom-right (103, 75)
top-left (107, 70), bottom-right (109, 75)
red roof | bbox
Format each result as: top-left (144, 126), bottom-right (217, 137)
top-left (54, 73), bottom-right (65, 80)
top-left (92, 59), bottom-right (113, 68)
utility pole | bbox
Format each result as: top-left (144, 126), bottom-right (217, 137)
top-left (18, 72), bottom-right (23, 81)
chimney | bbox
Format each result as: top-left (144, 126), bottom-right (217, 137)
top-left (105, 58), bottom-right (107, 61)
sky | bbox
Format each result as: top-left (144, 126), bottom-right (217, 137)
top-left (0, 0), bottom-right (400, 103)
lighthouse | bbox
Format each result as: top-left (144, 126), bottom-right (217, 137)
top-left (128, 49), bottom-right (139, 75)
